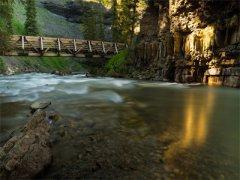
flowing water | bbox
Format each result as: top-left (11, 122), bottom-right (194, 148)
top-left (0, 73), bottom-right (239, 179)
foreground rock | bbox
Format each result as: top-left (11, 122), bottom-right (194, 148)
top-left (0, 110), bottom-right (52, 178)
top-left (30, 100), bottom-right (51, 112)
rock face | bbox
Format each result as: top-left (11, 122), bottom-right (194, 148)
top-left (204, 67), bottom-right (240, 87)
top-left (0, 110), bottom-right (52, 178)
top-left (133, 0), bottom-right (240, 87)
top-left (42, 1), bottom-right (112, 25)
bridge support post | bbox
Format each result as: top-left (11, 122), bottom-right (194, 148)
top-left (88, 41), bottom-right (92, 53)
top-left (39, 37), bottom-right (44, 50)
top-left (102, 42), bottom-right (106, 54)
top-left (57, 38), bottom-right (61, 52)
top-left (39, 37), bottom-right (44, 56)
top-left (21, 36), bottom-right (25, 50)
top-left (73, 39), bottom-right (77, 52)
top-left (114, 43), bottom-right (118, 54)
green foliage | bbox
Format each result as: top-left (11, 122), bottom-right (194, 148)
top-left (12, 16), bottom-right (25, 34)
top-left (106, 50), bottom-right (128, 74)
top-left (25, 0), bottom-right (38, 35)
top-left (0, 1), bottom-right (13, 53)
top-left (0, 57), bottom-right (4, 73)
top-left (19, 57), bottom-right (84, 72)
top-left (111, 0), bottom-right (146, 44)
top-left (111, 0), bottom-right (120, 41)
top-left (98, 0), bottom-right (112, 7)
top-left (38, 57), bottom-right (83, 72)
top-left (82, 11), bottom-right (98, 40)
top-left (82, 4), bottom-right (105, 40)
top-left (39, 57), bottom-right (71, 71)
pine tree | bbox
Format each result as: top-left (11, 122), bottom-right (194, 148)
top-left (82, 8), bottom-right (98, 40)
top-left (0, 0), bottom-right (13, 54)
top-left (111, 0), bottom-right (120, 42)
top-left (113, 0), bottom-right (141, 44)
top-left (83, 2), bottom-right (106, 41)
top-left (98, 11), bottom-right (105, 40)
top-left (25, 0), bottom-right (38, 35)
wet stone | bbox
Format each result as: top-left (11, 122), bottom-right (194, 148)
top-left (0, 110), bottom-right (52, 178)
top-left (30, 100), bottom-right (51, 112)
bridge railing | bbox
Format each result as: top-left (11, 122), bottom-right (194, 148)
top-left (7, 35), bottom-right (126, 57)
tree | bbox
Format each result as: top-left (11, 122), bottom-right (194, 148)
top-left (0, 0), bottom-right (13, 54)
top-left (25, 0), bottom-right (38, 35)
top-left (112, 0), bottom-right (144, 44)
top-left (82, 8), bottom-right (98, 40)
top-left (111, 0), bottom-right (121, 41)
top-left (98, 10), bottom-right (105, 40)
top-left (118, 0), bottom-right (139, 44)
top-left (82, 1), bottom-right (106, 41)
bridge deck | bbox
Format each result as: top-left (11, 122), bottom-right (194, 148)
top-left (3, 35), bottom-right (126, 58)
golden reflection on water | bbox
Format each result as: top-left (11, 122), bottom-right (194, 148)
top-left (162, 90), bottom-right (217, 175)
top-left (182, 90), bottom-right (215, 147)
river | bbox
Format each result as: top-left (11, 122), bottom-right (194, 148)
top-left (0, 73), bottom-right (239, 179)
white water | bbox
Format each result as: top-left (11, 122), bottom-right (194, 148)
top-left (0, 73), bottom-right (190, 103)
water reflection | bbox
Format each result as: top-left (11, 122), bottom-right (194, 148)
top-left (163, 89), bottom-right (217, 177)
top-left (182, 90), bottom-right (216, 147)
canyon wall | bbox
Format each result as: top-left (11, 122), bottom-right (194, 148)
top-left (133, 0), bottom-right (240, 87)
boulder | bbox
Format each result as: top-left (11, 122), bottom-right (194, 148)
top-left (30, 100), bottom-right (51, 112)
top-left (0, 110), bottom-right (52, 178)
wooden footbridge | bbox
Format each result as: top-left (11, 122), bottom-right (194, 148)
top-left (3, 35), bottom-right (126, 58)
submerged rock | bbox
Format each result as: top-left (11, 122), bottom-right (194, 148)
top-left (0, 110), bottom-right (52, 178)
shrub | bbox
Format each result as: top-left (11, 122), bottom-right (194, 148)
top-left (106, 50), bottom-right (128, 74)
top-left (12, 17), bottom-right (25, 34)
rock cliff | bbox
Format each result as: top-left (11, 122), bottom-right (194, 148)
top-left (133, 0), bottom-right (240, 87)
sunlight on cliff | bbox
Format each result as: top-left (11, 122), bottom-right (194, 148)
top-left (184, 26), bottom-right (215, 56)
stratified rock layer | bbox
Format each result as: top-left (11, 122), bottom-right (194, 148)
top-left (133, 0), bottom-right (240, 87)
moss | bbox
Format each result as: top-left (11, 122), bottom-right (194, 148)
top-left (105, 50), bottom-right (129, 75)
